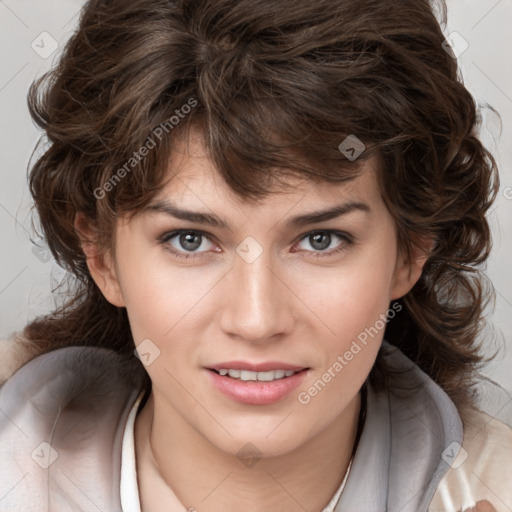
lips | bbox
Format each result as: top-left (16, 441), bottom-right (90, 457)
top-left (205, 361), bottom-right (310, 405)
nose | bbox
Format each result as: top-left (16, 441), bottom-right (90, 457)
top-left (218, 248), bottom-right (295, 343)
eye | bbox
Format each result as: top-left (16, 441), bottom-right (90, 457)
top-left (158, 229), bottom-right (354, 261)
top-left (158, 230), bottom-right (218, 259)
top-left (294, 230), bottom-right (353, 257)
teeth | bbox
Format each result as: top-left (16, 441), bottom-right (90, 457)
top-left (217, 368), bottom-right (301, 381)
top-left (240, 370), bottom-right (257, 380)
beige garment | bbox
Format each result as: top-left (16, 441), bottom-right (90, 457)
top-left (0, 331), bottom-right (35, 383)
top-left (430, 407), bottom-right (512, 512)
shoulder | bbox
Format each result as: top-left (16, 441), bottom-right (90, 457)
top-left (0, 344), bottom-right (148, 511)
top-left (0, 342), bottom-right (147, 409)
top-left (429, 406), bottom-right (512, 512)
top-left (0, 342), bottom-right (147, 433)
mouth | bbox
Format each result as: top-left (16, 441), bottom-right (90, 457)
top-left (205, 363), bottom-right (310, 405)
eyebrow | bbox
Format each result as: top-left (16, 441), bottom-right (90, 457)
top-left (142, 199), bottom-right (371, 229)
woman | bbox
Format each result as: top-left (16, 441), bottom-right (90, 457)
top-left (0, 0), bottom-right (511, 510)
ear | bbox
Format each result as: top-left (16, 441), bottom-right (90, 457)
top-left (390, 236), bottom-right (435, 300)
top-left (74, 212), bottom-right (125, 307)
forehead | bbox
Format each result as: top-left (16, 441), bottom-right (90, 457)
top-left (153, 130), bottom-right (381, 214)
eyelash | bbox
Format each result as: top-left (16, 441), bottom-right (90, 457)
top-left (157, 229), bottom-right (354, 260)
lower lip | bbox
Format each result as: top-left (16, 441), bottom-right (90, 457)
top-left (206, 369), bottom-right (309, 405)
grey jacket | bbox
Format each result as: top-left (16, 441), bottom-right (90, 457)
top-left (0, 342), bottom-right (465, 511)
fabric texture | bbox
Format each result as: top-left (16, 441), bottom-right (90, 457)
top-left (120, 391), bottom-right (145, 512)
top-left (0, 339), bottom-right (510, 512)
top-left (429, 406), bottom-right (512, 512)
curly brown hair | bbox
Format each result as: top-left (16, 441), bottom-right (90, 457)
top-left (23, 0), bottom-right (499, 409)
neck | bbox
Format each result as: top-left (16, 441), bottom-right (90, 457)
top-left (134, 391), bottom-right (362, 512)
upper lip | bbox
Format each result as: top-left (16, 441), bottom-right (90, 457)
top-left (207, 361), bottom-right (308, 372)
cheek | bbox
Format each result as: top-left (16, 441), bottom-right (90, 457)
top-left (113, 241), bottom-right (176, 339)
top-left (118, 250), bottom-right (220, 346)
top-left (298, 249), bottom-right (397, 405)
top-left (306, 249), bottom-right (396, 338)
top-left (295, 263), bottom-right (395, 417)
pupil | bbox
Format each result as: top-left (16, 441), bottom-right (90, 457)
top-left (311, 232), bottom-right (330, 251)
top-left (180, 232), bottom-right (201, 251)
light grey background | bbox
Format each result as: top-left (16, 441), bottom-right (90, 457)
top-left (1, 1), bottom-right (511, 393)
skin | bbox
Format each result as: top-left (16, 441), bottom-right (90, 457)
top-left (75, 129), bottom-right (428, 511)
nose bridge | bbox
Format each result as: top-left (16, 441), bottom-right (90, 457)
top-left (220, 244), bottom-right (292, 341)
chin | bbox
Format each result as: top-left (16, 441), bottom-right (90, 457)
top-left (205, 422), bottom-right (310, 460)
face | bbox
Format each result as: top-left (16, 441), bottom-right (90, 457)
top-left (80, 130), bottom-right (425, 458)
